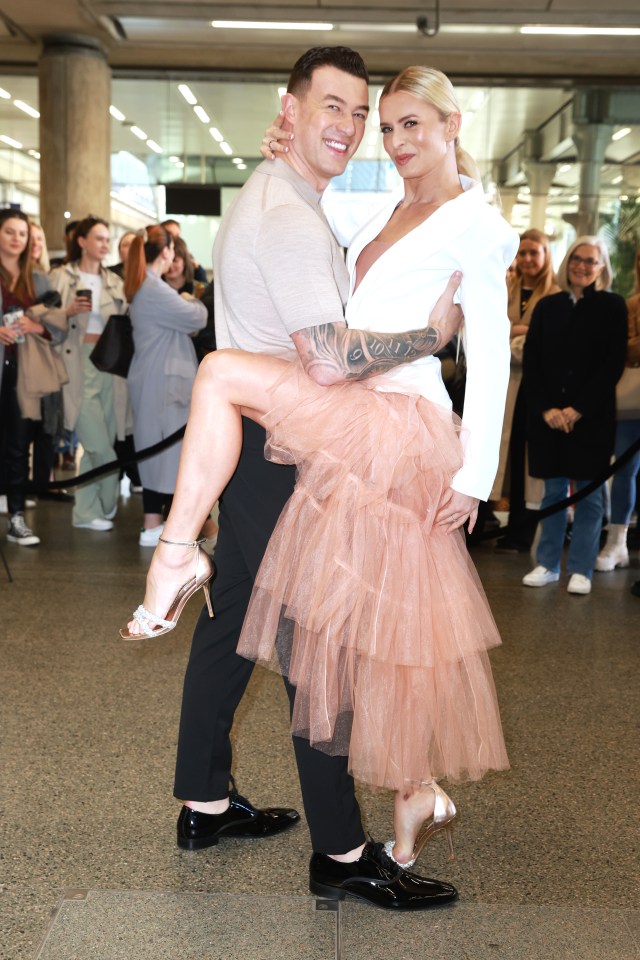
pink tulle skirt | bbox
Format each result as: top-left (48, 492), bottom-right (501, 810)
top-left (237, 362), bottom-right (509, 791)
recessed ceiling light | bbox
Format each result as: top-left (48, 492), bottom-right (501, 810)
top-left (237, 163), bottom-right (247, 170)
top-left (178, 84), bottom-right (197, 105)
top-left (558, 164), bottom-right (572, 173)
top-left (169, 155), bottom-right (181, 163)
top-left (521, 25), bottom-right (640, 36)
top-left (0, 134), bottom-right (22, 148)
top-left (147, 140), bottom-right (163, 154)
top-left (130, 126), bottom-right (147, 140)
top-left (14, 99), bottom-right (40, 119)
top-left (211, 20), bottom-right (333, 30)
top-left (612, 127), bottom-right (631, 141)
top-left (0, 86), bottom-right (10, 99)
top-left (109, 105), bottom-right (126, 121)
top-left (220, 142), bottom-right (233, 155)
top-left (194, 105), bottom-right (210, 124)
top-left (28, 149), bottom-right (41, 159)
top-left (209, 127), bottom-right (224, 143)
top-left (232, 158), bottom-right (243, 164)
top-left (611, 175), bottom-right (623, 184)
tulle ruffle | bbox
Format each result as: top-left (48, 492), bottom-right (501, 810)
top-left (237, 361), bottom-right (509, 790)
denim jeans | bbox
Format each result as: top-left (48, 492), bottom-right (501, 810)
top-left (610, 419), bottom-right (640, 525)
top-left (536, 477), bottom-right (603, 578)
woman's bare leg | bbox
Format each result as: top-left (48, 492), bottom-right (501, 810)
top-left (125, 349), bottom-right (293, 634)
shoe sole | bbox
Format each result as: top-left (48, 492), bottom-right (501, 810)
top-left (7, 536), bottom-right (40, 546)
top-left (309, 879), bottom-right (458, 910)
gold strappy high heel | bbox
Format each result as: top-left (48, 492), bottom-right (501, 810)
top-left (119, 536), bottom-right (214, 640)
top-left (384, 780), bottom-right (457, 869)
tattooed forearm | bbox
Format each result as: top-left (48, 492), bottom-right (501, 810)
top-left (293, 323), bottom-right (442, 385)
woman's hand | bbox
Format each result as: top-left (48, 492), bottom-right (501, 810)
top-left (19, 313), bottom-right (45, 337)
top-left (436, 489), bottom-right (480, 534)
top-left (510, 323), bottom-right (528, 337)
top-left (543, 407), bottom-right (570, 432)
top-left (260, 112), bottom-right (294, 160)
top-left (66, 295), bottom-right (91, 318)
top-left (0, 324), bottom-right (17, 346)
top-left (561, 406), bottom-right (582, 431)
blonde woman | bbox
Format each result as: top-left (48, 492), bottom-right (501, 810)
top-left (495, 229), bottom-right (561, 552)
top-left (522, 236), bottom-right (628, 594)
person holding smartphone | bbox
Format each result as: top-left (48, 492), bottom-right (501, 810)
top-left (50, 216), bottom-right (127, 531)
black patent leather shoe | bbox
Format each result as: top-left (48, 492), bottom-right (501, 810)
top-left (177, 782), bottom-right (300, 851)
top-left (309, 840), bottom-right (458, 910)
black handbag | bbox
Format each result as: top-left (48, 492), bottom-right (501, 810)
top-left (90, 312), bottom-right (134, 378)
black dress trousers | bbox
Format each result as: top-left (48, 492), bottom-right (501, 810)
top-left (174, 417), bottom-right (365, 855)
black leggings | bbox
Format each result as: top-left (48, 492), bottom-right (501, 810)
top-left (142, 488), bottom-right (173, 516)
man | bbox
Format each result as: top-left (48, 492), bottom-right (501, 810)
top-left (173, 46), bottom-right (461, 909)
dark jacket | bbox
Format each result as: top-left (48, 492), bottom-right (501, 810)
top-left (523, 284), bottom-right (627, 479)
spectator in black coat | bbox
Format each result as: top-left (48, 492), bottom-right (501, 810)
top-left (521, 235), bottom-right (627, 595)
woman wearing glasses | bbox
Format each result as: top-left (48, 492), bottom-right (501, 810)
top-left (521, 236), bottom-right (628, 594)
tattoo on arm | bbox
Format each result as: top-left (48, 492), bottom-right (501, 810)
top-left (294, 323), bottom-right (442, 384)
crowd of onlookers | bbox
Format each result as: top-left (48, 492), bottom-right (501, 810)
top-left (1, 207), bottom-right (638, 595)
top-left (0, 211), bottom-right (216, 549)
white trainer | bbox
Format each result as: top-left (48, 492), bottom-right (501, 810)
top-left (139, 524), bottom-right (164, 547)
top-left (73, 518), bottom-right (114, 531)
top-left (567, 573), bottom-right (592, 595)
top-left (0, 495), bottom-right (7, 515)
top-left (522, 565), bottom-right (560, 587)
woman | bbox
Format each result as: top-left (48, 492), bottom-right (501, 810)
top-left (596, 241), bottom-right (640, 571)
top-left (123, 68), bottom-right (517, 867)
top-left (522, 236), bottom-right (628, 594)
top-left (495, 229), bottom-right (561, 552)
top-left (50, 216), bottom-right (128, 531)
top-left (30, 222), bottom-right (51, 274)
top-left (125, 225), bottom-right (207, 547)
top-left (0, 210), bottom-right (68, 546)
top-left (109, 231), bottom-right (136, 280)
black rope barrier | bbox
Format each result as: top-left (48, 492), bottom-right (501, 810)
top-left (2, 427), bottom-right (639, 525)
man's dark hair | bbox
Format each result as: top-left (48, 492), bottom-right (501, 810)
top-left (287, 46), bottom-right (368, 97)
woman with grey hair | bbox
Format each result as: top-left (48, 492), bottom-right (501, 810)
top-left (522, 235), bottom-right (628, 594)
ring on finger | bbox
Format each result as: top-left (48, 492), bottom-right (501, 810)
top-left (268, 139), bottom-right (277, 151)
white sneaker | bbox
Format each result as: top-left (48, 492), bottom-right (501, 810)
top-left (73, 518), bottom-right (114, 531)
top-left (0, 495), bottom-right (7, 515)
top-left (7, 512), bottom-right (40, 546)
top-left (139, 524), bottom-right (164, 547)
top-left (522, 565), bottom-right (560, 587)
top-left (25, 498), bottom-right (36, 508)
top-left (567, 573), bottom-right (592, 595)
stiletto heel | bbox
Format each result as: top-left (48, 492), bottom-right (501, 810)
top-left (384, 780), bottom-right (457, 869)
top-left (119, 537), bottom-right (215, 640)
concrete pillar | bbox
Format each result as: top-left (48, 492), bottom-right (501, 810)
top-left (38, 35), bottom-right (111, 249)
top-left (522, 161), bottom-right (556, 230)
top-left (565, 123), bottom-right (612, 236)
top-left (498, 186), bottom-right (519, 224)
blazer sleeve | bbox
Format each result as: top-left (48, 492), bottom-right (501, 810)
top-left (521, 299), bottom-right (553, 416)
top-left (450, 226), bottom-right (516, 501)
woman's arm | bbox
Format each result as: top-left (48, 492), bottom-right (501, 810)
top-left (449, 228), bottom-right (516, 502)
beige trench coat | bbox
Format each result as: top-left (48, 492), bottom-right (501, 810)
top-left (49, 262), bottom-right (132, 441)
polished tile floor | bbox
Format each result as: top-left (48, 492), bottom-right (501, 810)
top-left (1, 491), bottom-right (638, 960)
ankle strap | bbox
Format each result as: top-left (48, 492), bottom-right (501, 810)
top-left (158, 536), bottom-right (205, 547)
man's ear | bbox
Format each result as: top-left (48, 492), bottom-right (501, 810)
top-left (281, 92), bottom-right (298, 128)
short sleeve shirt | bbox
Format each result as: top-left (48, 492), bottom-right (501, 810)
top-left (213, 160), bottom-right (349, 358)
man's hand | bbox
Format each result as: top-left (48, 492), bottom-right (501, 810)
top-left (561, 406), bottom-right (582, 431)
top-left (427, 271), bottom-right (463, 348)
